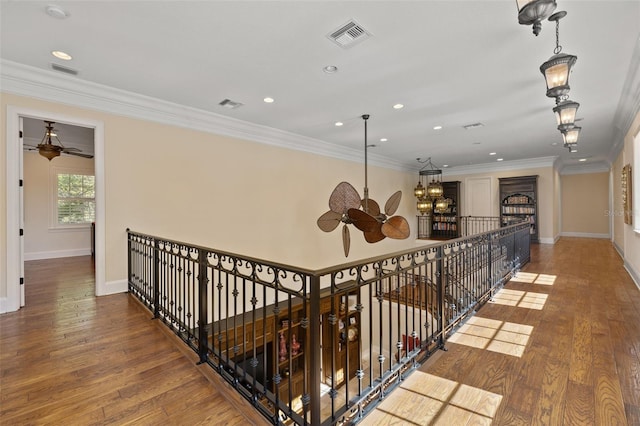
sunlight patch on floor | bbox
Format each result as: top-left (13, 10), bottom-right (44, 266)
top-left (447, 316), bottom-right (533, 357)
top-left (359, 371), bottom-right (501, 425)
top-left (510, 272), bottom-right (557, 286)
top-left (489, 288), bottom-right (548, 310)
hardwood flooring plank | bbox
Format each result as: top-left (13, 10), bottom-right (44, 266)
top-left (568, 315), bottom-right (593, 385)
top-left (0, 256), bottom-right (267, 426)
top-left (563, 381), bottom-right (595, 425)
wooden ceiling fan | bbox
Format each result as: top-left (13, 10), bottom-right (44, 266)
top-left (317, 115), bottom-right (410, 257)
top-left (25, 121), bottom-right (93, 161)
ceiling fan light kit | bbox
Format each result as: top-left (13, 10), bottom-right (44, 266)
top-left (31, 120), bottom-right (91, 161)
top-left (317, 115), bottom-right (409, 257)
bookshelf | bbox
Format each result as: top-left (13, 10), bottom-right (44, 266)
top-left (431, 181), bottom-right (461, 239)
top-left (499, 175), bottom-right (538, 242)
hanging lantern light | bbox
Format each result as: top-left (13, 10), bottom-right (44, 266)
top-left (426, 180), bottom-right (444, 198)
top-left (414, 180), bottom-right (426, 199)
top-left (415, 157), bottom-right (444, 214)
top-left (434, 198), bottom-right (450, 214)
top-left (516, 0), bottom-right (557, 36)
top-left (560, 126), bottom-right (581, 146)
top-left (417, 197), bottom-right (432, 215)
top-left (553, 99), bottom-right (580, 131)
top-left (540, 11), bottom-right (577, 100)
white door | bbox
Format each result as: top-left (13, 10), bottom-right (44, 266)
top-left (19, 116), bottom-right (25, 307)
top-left (465, 177), bottom-right (493, 216)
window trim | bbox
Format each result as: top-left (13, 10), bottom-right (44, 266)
top-left (50, 166), bottom-right (95, 230)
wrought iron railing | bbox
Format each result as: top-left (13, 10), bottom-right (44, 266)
top-left (127, 221), bottom-right (530, 425)
top-left (459, 216), bottom-right (502, 237)
top-left (417, 215), bottom-right (502, 240)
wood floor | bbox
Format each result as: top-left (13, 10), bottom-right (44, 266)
top-left (0, 256), bottom-right (268, 425)
top-left (361, 238), bottom-right (640, 425)
top-left (2, 238), bottom-right (639, 425)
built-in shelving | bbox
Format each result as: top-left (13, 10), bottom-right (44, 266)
top-left (499, 175), bottom-right (538, 242)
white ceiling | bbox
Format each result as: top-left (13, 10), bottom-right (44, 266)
top-left (2, 1), bottom-right (639, 172)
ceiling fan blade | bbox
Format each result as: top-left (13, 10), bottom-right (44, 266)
top-left (65, 151), bottom-right (94, 159)
top-left (382, 216), bottom-right (410, 240)
top-left (361, 198), bottom-right (381, 217)
top-left (364, 223), bottom-right (386, 243)
top-left (348, 208), bottom-right (378, 232)
top-left (317, 210), bottom-right (342, 232)
top-left (342, 224), bottom-right (350, 257)
top-left (329, 182), bottom-right (361, 214)
top-left (385, 191), bottom-right (402, 216)
top-left (62, 147), bottom-right (81, 152)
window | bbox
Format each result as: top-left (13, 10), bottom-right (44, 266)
top-left (53, 172), bottom-right (95, 226)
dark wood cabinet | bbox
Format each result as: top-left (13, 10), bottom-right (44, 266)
top-left (431, 181), bottom-right (461, 239)
top-left (320, 292), bottom-right (361, 388)
top-left (499, 175), bottom-right (538, 242)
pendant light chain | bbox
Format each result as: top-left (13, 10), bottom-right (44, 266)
top-left (554, 18), bottom-right (562, 54)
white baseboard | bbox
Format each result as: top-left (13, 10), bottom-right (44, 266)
top-left (25, 248), bottom-right (91, 261)
top-left (538, 237), bottom-right (557, 244)
top-left (0, 297), bottom-right (10, 314)
top-left (560, 232), bottom-right (610, 239)
top-left (100, 279), bottom-right (128, 296)
top-left (613, 241), bottom-right (624, 257)
top-left (624, 260), bottom-right (640, 291)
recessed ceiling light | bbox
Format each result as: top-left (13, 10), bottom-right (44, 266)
top-left (497, 158), bottom-right (504, 161)
top-left (579, 158), bottom-right (587, 162)
top-left (52, 50), bottom-right (72, 60)
top-left (489, 152), bottom-right (497, 155)
top-left (393, 104), bottom-right (404, 109)
top-left (433, 125), bottom-right (442, 130)
top-left (46, 5), bottom-right (69, 19)
top-left (263, 97), bottom-right (274, 103)
top-left (551, 142), bottom-right (559, 146)
top-left (380, 138), bottom-right (388, 142)
top-left (335, 121), bottom-right (343, 127)
top-left (323, 65), bottom-right (338, 73)
top-left (442, 164), bottom-right (449, 168)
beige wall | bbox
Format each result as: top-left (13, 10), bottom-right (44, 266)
top-left (553, 167), bottom-right (561, 240)
top-left (443, 167), bottom-right (556, 243)
top-left (612, 153), bottom-right (625, 251)
top-left (2, 93), bottom-right (421, 300)
top-left (560, 173), bottom-right (610, 236)
top-left (621, 110), bottom-right (640, 285)
top-left (23, 151), bottom-right (94, 259)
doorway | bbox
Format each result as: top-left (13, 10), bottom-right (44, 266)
top-left (5, 106), bottom-right (105, 312)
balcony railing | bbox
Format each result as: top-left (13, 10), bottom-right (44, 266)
top-left (127, 221), bottom-right (530, 425)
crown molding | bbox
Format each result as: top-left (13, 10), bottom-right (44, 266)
top-left (0, 60), bottom-right (408, 171)
top-left (441, 156), bottom-right (558, 177)
top-left (609, 36), bottom-right (640, 165)
top-left (559, 161), bottom-right (611, 175)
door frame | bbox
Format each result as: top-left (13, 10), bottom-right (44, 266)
top-left (5, 105), bottom-right (106, 312)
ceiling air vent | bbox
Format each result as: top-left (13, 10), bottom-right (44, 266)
top-left (218, 99), bottom-right (243, 109)
top-left (50, 63), bottom-right (78, 75)
top-left (463, 122), bottom-right (485, 130)
top-left (327, 19), bottom-right (371, 49)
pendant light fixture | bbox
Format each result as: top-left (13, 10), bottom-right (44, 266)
top-left (560, 126), bottom-right (581, 147)
top-left (540, 11), bottom-right (577, 100)
top-left (516, 0), bottom-right (557, 36)
top-left (414, 157), bottom-right (448, 215)
top-left (553, 99), bottom-right (580, 131)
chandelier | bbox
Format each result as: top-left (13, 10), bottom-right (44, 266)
top-left (414, 158), bottom-right (448, 215)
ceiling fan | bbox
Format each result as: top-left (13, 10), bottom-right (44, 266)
top-left (317, 115), bottom-right (410, 257)
top-left (24, 121), bottom-right (93, 161)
